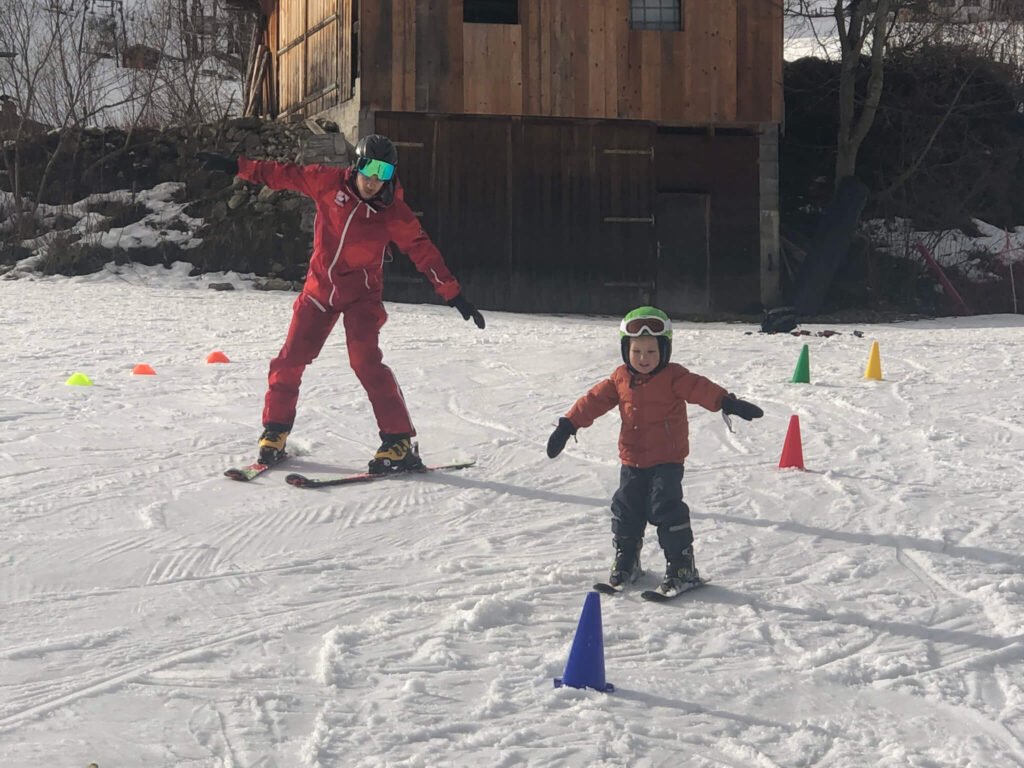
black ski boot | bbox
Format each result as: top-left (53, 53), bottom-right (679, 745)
top-left (368, 433), bottom-right (425, 474)
top-left (608, 537), bottom-right (643, 588)
top-left (660, 546), bottom-right (701, 593)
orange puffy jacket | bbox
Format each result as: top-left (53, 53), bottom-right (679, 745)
top-left (237, 157), bottom-right (461, 309)
top-left (566, 363), bottom-right (728, 468)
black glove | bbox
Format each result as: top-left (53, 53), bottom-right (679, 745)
top-left (194, 151), bottom-right (239, 175)
top-left (546, 417), bottom-right (577, 458)
top-left (448, 294), bottom-right (485, 329)
top-left (721, 394), bottom-right (764, 421)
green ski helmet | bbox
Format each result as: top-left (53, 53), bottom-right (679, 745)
top-left (620, 306), bottom-right (672, 374)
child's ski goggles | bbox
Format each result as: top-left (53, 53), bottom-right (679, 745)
top-left (620, 315), bottom-right (672, 337)
top-left (356, 157), bottom-right (396, 181)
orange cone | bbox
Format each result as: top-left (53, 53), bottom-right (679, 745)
top-left (206, 350), bottom-right (230, 364)
top-left (132, 363), bottom-right (156, 375)
top-left (779, 415), bottom-right (805, 470)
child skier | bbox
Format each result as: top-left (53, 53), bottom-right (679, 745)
top-left (545, 306), bottom-right (763, 597)
top-left (196, 135), bottom-right (485, 474)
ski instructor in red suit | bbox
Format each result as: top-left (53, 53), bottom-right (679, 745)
top-left (195, 135), bottom-right (485, 474)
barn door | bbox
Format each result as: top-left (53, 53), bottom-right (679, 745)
top-left (654, 192), bottom-right (711, 313)
top-left (594, 123), bottom-right (657, 310)
top-left (276, 0), bottom-right (351, 116)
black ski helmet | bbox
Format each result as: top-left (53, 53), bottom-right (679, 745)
top-left (355, 134), bottom-right (398, 166)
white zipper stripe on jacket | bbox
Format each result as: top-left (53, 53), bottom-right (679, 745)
top-left (327, 201), bottom-right (363, 307)
top-left (308, 295), bottom-right (327, 312)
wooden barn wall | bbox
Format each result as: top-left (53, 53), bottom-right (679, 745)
top-left (655, 131), bottom-right (761, 311)
top-left (273, 0), bottom-right (352, 116)
top-left (359, 0), bottom-right (781, 126)
top-left (374, 113), bottom-right (762, 315)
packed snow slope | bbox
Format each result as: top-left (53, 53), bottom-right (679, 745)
top-left (3, 265), bottom-right (1024, 767)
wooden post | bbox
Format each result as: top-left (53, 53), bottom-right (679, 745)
top-left (759, 123), bottom-right (781, 308)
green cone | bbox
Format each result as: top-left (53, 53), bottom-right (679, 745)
top-left (65, 372), bottom-right (94, 386)
top-left (790, 344), bottom-right (810, 384)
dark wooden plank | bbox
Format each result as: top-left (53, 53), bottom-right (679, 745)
top-left (710, 0), bottom-right (738, 122)
top-left (440, 0), bottom-right (463, 113)
top-left (338, 0), bottom-right (351, 103)
top-left (640, 30), bottom-right (661, 119)
top-left (521, 1), bottom-right (542, 114)
top-left (586, 1), bottom-right (605, 116)
top-left (618, 4), bottom-right (642, 118)
top-left (360, 0), bottom-right (392, 112)
top-left (735, 0), bottom-right (755, 123)
top-left (389, 0), bottom-right (413, 111)
top-left (415, 0), bottom-right (442, 111)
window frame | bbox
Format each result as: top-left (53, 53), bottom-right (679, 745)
top-left (463, 0), bottom-right (519, 25)
top-left (628, 0), bottom-right (683, 32)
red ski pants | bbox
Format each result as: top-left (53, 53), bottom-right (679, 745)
top-left (262, 289), bottom-right (414, 436)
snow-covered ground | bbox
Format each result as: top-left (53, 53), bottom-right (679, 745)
top-left (3, 264), bottom-right (1024, 767)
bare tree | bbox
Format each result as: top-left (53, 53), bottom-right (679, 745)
top-left (124, 0), bottom-right (255, 126)
top-left (833, 1), bottom-right (896, 183)
top-left (0, 0), bottom-right (171, 240)
top-left (783, 1), bottom-right (1022, 187)
top-left (0, 0), bottom-right (63, 235)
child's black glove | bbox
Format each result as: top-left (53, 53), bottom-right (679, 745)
top-left (721, 394), bottom-right (763, 421)
top-left (448, 294), bottom-right (486, 329)
top-left (194, 151), bottom-right (239, 175)
top-left (546, 417), bottom-right (577, 458)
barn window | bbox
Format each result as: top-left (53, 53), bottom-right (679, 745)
top-left (629, 0), bottom-right (682, 31)
top-left (464, 0), bottom-right (518, 24)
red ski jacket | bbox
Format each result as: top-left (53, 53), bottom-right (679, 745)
top-left (565, 363), bottom-right (728, 468)
top-left (237, 157), bottom-right (461, 308)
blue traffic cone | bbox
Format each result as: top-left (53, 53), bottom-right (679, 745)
top-left (554, 591), bottom-right (614, 692)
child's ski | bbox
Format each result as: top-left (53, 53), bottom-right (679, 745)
top-left (224, 455), bottom-right (288, 481)
top-left (592, 567), bottom-right (644, 595)
top-left (640, 577), bottom-right (709, 603)
top-left (285, 460), bottom-right (476, 488)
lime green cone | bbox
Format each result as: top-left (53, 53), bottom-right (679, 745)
top-left (65, 372), bottom-right (93, 386)
top-left (790, 344), bottom-right (810, 384)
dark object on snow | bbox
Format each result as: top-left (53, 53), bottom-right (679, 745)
top-left (195, 151), bottom-right (239, 175)
top-left (761, 305), bottom-right (798, 334)
top-left (793, 176), bottom-right (870, 316)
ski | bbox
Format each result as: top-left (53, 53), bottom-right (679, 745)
top-left (224, 455), bottom-right (288, 482)
top-left (285, 460), bottom-right (476, 488)
top-left (592, 567), bottom-right (644, 595)
top-left (640, 577), bottom-right (709, 603)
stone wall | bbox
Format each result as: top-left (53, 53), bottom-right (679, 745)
top-left (0, 116), bottom-right (353, 286)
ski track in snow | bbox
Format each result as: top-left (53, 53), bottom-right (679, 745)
top-left (2, 273), bottom-right (1024, 766)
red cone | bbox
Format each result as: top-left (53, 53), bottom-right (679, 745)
top-left (779, 415), bottom-right (805, 470)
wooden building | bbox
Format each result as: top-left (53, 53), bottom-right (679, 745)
top-left (247, 1), bottom-right (784, 315)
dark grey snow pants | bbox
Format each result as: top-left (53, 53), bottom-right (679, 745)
top-left (610, 463), bottom-right (693, 558)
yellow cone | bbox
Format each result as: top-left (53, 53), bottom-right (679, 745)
top-left (864, 341), bottom-right (883, 380)
top-left (65, 372), bottom-right (93, 386)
